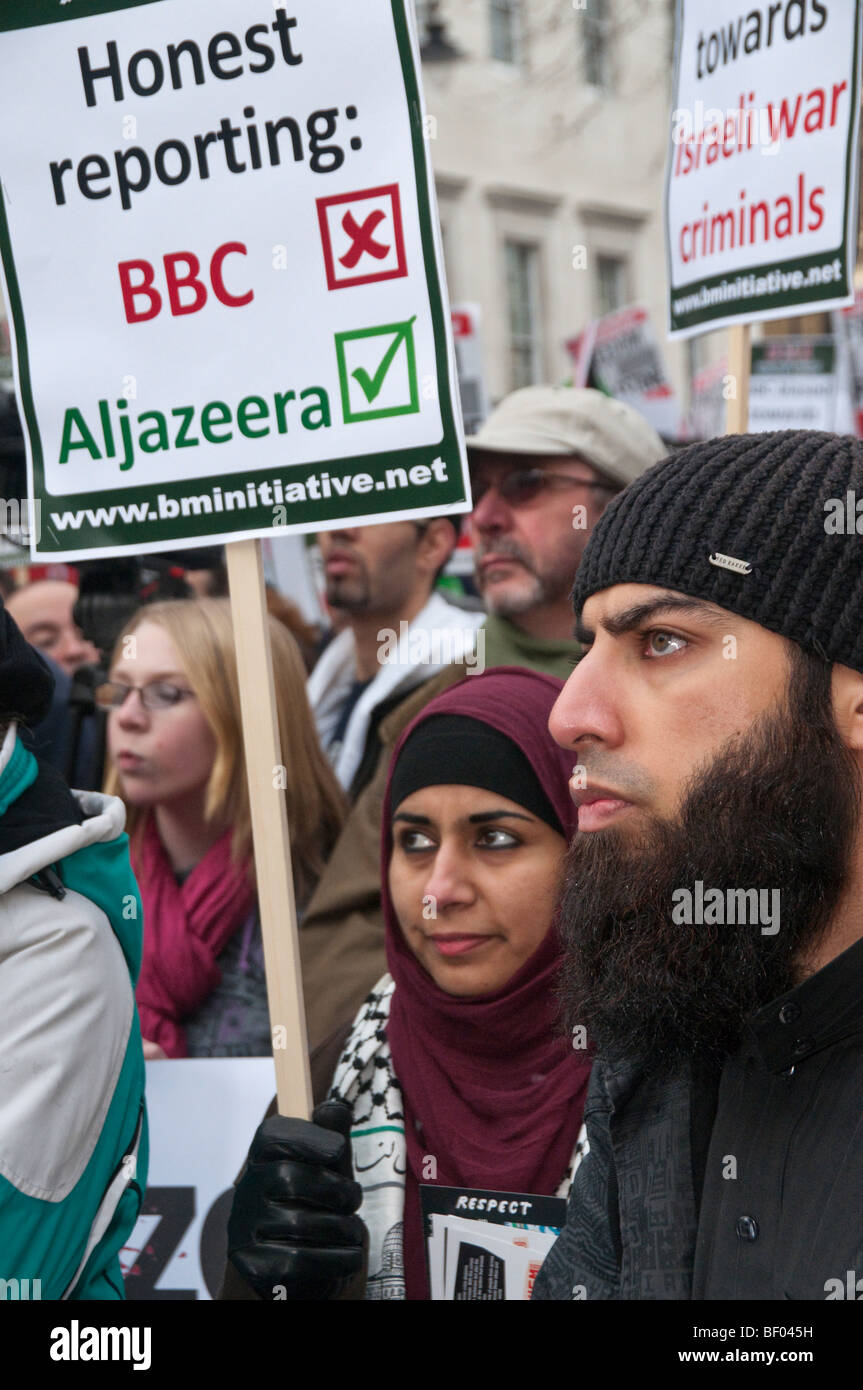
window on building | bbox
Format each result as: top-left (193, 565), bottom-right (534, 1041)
top-left (596, 254), bottom-right (628, 315)
top-left (505, 240), bottom-right (542, 389)
top-left (583, 0), bottom-right (612, 90)
top-left (490, 0), bottom-right (521, 64)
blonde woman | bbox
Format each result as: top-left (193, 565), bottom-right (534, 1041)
top-left (100, 598), bottom-right (345, 1059)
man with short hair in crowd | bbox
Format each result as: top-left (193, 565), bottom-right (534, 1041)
top-left (535, 428), bottom-right (863, 1300)
top-left (7, 577), bottom-right (99, 677)
top-left (307, 518), bottom-right (482, 799)
top-left (8, 577), bottom-right (103, 789)
top-left (299, 387), bottom-right (665, 1053)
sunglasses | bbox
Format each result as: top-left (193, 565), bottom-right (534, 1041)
top-left (95, 680), bottom-right (196, 712)
top-left (470, 468), bottom-right (613, 508)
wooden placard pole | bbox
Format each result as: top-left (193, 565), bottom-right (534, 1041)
top-left (726, 323), bottom-right (752, 435)
top-left (226, 537), bottom-right (313, 1120)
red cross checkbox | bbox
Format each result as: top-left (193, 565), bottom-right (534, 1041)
top-left (316, 184), bottom-right (408, 290)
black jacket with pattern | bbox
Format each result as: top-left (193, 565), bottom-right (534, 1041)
top-left (532, 1058), bottom-right (704, 1300)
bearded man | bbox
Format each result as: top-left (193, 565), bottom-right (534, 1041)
top-left (308, 518), bottom-right (481, 797)
top-left (535, 428), bottom-right (863, 1302)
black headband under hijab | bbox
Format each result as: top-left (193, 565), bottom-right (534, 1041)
top-left (0, 604), bottom-right (55, 724)
top-left (389, 714), bottom-right (564, 835)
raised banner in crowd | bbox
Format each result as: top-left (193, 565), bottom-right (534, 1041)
top-left (666, 0), bottom-right (861, 338)
top-left (685, 356), bottom-right (729, 440)
top-left (0, 0), bottom-right (469, 559)
top-left (832, 292), bottom-right (863, 436)
top-left (450, 303), bottom-right (490, 437)
top-left (748, 337), bottom-right (841, 432)
top-left (122, 1060), bottom-right (276, 1301)
top-left (567, 303), bottom-right (680, 438)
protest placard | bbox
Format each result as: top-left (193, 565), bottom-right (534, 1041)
top-left (833, 292), bottom-right (863, 435)
top-left (685, 356), bottom-right (729, 440)
top-left (451, 303), bottom-right (490, 437)
top-left (0, 0), bottom-right (469, 559)
top-left (566, 321), bottom-right (597, 390)
top-left (0, 1), bottom-right (465, 1122)
top-left (666, 0), bottom-right (861, 339)
top-left (567, 303), bottom-right (680, 438)
top-left (748, 336), bottom-right (840, 431)
top-left (123, 1060), bottom-right (276, 1300)
top-left (261, 533), bottom-right (322, 623)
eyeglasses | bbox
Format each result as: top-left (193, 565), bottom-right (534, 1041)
top-left (95, 680), bottom-right (197, 712)
top-left (471, 468), bottom-right (614, 508)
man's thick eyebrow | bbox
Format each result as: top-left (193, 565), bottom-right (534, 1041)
top-left (575, 597), bottom-right (727, 644)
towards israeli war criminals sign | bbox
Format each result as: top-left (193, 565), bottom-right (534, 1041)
top-left (666, 0), bottom-right (861, 337)
top-left (0, 0), bottom-right (468, 558)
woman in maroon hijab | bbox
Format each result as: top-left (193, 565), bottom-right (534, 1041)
top-left (225, 668), bottom-right (591, 1301)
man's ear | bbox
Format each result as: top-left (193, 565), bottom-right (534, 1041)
top-left (417, 518), bottom-right (458, 577)
top-left (831, 664), bottom-right (863, 752)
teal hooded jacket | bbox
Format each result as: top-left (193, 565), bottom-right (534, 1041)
top-left (0, 726), bottom-right (147, 1299)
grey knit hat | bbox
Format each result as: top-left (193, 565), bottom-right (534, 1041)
top-left (571, 430), bottom-right (863, 674)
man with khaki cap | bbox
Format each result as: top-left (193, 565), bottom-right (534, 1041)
top-left (468, 385), bottom-right (666, 678)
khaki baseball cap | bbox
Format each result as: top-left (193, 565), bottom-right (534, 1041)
top-left (466, 385), bottom-right (666, 489)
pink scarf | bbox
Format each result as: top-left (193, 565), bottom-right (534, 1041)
top-left (134, 816), bottom-right (256, 1057)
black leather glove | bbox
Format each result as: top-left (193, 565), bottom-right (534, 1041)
top-left (227, 1099), bottom-right (367, 1301)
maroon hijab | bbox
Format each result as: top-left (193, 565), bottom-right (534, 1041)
top-left (382, 666), bottom-right (591, 1298)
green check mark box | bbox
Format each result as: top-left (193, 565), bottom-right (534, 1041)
top-left (335, 316), bottom-right (420, 422)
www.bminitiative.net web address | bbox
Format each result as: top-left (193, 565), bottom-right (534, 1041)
top-left (47, 459), bottom-right (449, 535)
top-left (672, 256), bottom-right (843, 316)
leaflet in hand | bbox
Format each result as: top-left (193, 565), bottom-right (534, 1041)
top-left (420, 1185), bottom-right (565, 1301)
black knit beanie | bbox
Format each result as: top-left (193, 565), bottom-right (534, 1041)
top-left (389, 715), bottom-right (564, 835)
top-left (0, 602), bottom-right (55, 723)
top-left (571, 430), bottom-right (863, 674)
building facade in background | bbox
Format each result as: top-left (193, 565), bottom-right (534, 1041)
top-left (417, 0), bottom-right (701, 416)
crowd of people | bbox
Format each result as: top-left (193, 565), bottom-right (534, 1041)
top-left (2, 382), bottom-right (863, 1302)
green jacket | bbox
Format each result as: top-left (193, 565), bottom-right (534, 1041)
top-left (480, 613), bottom-right (582, 682)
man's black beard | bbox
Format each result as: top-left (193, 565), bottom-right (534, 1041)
top-left (558, 650), bottom-right (861, 1078)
